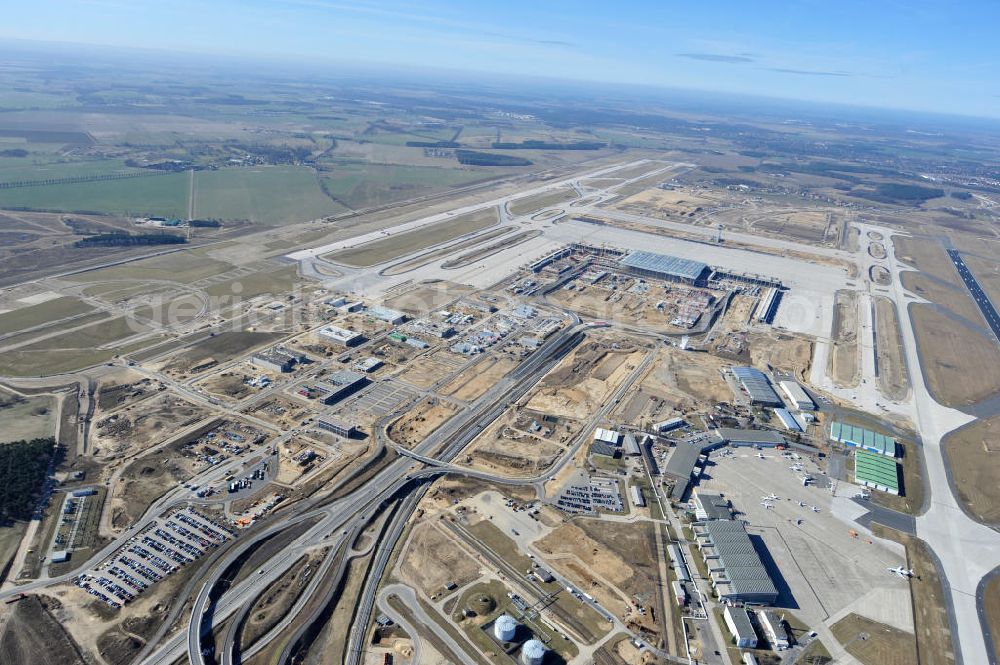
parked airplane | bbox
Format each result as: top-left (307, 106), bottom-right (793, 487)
top-left (762, 493), bottom-right (780, 501)
top-left (888, 566), bottom-right (914, 578)
top-left (760, 501), bottom-right (774, 509)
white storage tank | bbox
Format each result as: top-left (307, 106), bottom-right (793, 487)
top-left (493, 614), bottom-right (518, 642)
top-left (521, 639), bottom-right (547, 665)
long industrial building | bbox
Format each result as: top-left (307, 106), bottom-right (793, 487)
top-left (695, 519), bottom-right (779, 604)
top-left (317, 324), bottom-right (365, 347)
top-left (829, 421), bottom-right (896, 457)
top-left (729, 366), bottom-right (784, 407)
top-left (724, 606), bottom-right (759, 648)
top-left (711, 428), bottom-right (786, 447)
top-left (754, 287), bottom-right (782, 324)
top-left (772, 408), bottom-right (803, 432)
top-left (779, 380), bottom-right (815, 410)
top-left (618, 250), bottom-right (710, 286)
top-left (668, 543), bottom-right (690, 582)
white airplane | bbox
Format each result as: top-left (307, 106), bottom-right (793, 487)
top-left (762, 493), bottom-right (780, 501)
top-left (760, 501), bottom-right (774, 509)
top-left (757, 452), bottom-right (766, 459)
top-left (888, 566), bottom-right (914, 578)
top-left (811, 506), bottom-right (821, 513)
top-left (798, 501), bottom-right (806, 507)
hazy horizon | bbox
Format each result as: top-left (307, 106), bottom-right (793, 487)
top-left (3, 0), bottom-right (999, 119)
top-left (3, 36), bottom-right (1000, 132)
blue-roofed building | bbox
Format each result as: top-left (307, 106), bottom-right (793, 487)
top-left (773, 408), bottom-right (803, 432)
top-left (618, 251), bottom-right (710, 285)
top-left (729, 367), bottom-right (783, 407)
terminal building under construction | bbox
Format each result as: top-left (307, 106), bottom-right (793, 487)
top-left (530, 243), bottom-right (784, 289)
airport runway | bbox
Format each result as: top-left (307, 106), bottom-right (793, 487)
top-left (947, 249), bottom-right (1000, 343)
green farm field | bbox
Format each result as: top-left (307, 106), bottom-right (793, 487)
top-left (319, 162), bottom-right (488, 209)
top-left (0, 297), bottom-right (94, 335)
top-left (193, 166), bottom-right (348, 224)
top-left (0, 165), bottom-right (349, 225)
top-left (0, 171), bottom-right (189, 217)
top-left (0, 157), bottom-right (137, 183)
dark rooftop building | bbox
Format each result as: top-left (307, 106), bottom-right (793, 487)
top-left (619, 250), bottom-right (710, 285)
top-left (665, 443), bottom-right (708, 500)
top-left (322, 369), bottom-right (369, 405)
top-left (729, 367), bottom-right (783, 407)
top-left (692, 491), bottom-right (733, 521)
top-left (711, 428), bottom-right (786, 447)
top-left (695, 520), bottom-right (778, 604)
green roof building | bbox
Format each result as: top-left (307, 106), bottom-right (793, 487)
top-left (854, 450), bottom-right (900, 495)
top-left (830, 421), bottom-right (896, 457)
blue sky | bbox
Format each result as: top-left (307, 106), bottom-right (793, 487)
top-left (4, 0), bottom-right (999, 117)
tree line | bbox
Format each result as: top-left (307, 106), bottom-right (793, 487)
top-left (0, 438), bottom-right (56, 524)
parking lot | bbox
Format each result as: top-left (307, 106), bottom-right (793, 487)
top-left (337, 378), bottom-right (420, 420)
top-left (695, 449), bottom-right (914, 633)
top-left (77, 508), bottom-right (234, 608)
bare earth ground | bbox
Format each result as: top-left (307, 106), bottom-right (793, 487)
top-left (910, 304), bottom-right (1000, 407)
top-left (830, 613), bottom-right (917, 665)
top-left (387, 398), bottom-right (460, 448)
top-left (901, 271), bottom-right (983, 324)
top-left (398, 520), bottom-right (480, 597)
top-left (534, 519), bottom-right (661, 637)
top-left (441, 355), bottom-right (517, 401)
top-left (548, 282), bottom-right (717, 333)
top-left (615, 344), bottom-right (731, 425)
top-left (873, 296), bottom-right (910, 401)
top-left (526, 338), bottom-right (646, 420)
top-left (942, 415), bottom-right (1000, 524)
top-left (92, 392), bottom-right (211, 460)
top-left (748, 331), bottom-right (813, 381)
top-left (829, 290), bottom-right (860, 387)
top-left (872, 525), bottom-right (956, 665)
top-left (613, 187), bottom-right (716, 219)
top-left (462, 411), bottom-right (569, 477)
top-left (396, 349), bottom-right (464, 389)
top-left (0, 595), bottom-right (85, 665)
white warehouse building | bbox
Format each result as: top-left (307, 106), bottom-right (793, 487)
top-left (779, 380), bottom-right (815, 411)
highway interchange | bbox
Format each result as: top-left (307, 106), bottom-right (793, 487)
top-left (3, 157), bottom-right (1000, 665)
